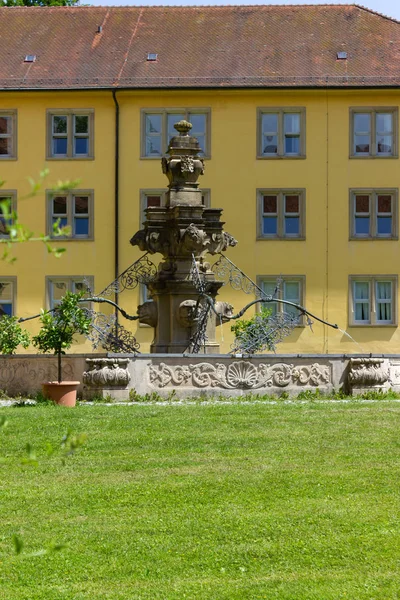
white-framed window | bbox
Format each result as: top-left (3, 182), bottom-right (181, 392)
top-left (0, 277), bottom-right (16, 317)
top-left (349, 276), bottom-right (397, 326)
top-left (350, 108), bottom-right (398, 158)
top-left (257, 189), bottom-right (305, 239)
top-left (257, 276), bottom-right (305, 324)
top-left (0, 191), bottom-right (16, 238)
top-left (350, 189), bottom-right (397, 239)
top-left (0, 110), bottom-right (17, 159)
top-left (47, 191), bottom-right (94, 240)
top-left (257, 108), bottom-right (305, 158)
top-left (47, 277), bottom-right (93, 310)
top-left (47, 109), bottom-right (94, 159)
top-left (141, 109), bottom-right (210, 158)
top-left (140, 188), bottom-right (211, 226)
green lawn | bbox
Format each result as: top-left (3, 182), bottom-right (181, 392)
top-left (1, 401), bottom-right (400, 599)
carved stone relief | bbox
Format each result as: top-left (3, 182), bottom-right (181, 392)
top-left (348, 358), bottom-right (389, 388)
top-left (83, 358), bottom-right (131, 388)
top-left (148, 361), bottom-right (331, 390)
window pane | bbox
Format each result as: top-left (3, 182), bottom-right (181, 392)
top-left (284, 136), bottom-right (300, 154)
top-left (284, 113), bottom-right (300, 134)
top-left (0, 116), bottom-right (10, 134)
top-left (146, 136), bottom-right (161, 156)
top-left (263, 217), bottom-right (277, 235)
top-left (0, 138), bottom-right (11, 155)
top-left (0, 303), bottom-right (12, 317)
top-left (284, 281), bottom-right (300, 302)
top-left (74, 281), bottom-right (89, 294)
top-left (74, 196), bottom-right (88, 214)
top-left (377, 282), bottom-right (392, 300)
top-left (355, 195), bottom-right (370, 213)
top-left (354, 282), bottom-right (369, 300)
top-left (74, 138), bottom-right (89, 155)
top-left (377, 303), bottom-right (392, 321)
top-left (377, 217), bottom-right (392, 235)
top-left (263, 135), bottom-right (278, 154)
top-left (262, 114), bottom-right (278, 133)
top-left (146, 114), bottom-right (161, 134)
top-left (74, 115), bottom-right (89, 134)
top-left (285, 217), bottom-right (300, 235)
top-left (0, 282), bottom-right (12, 301)
top-left (263, 195), bottom-right (277, 213)
top-left (355, 136), bottom-right (370, 153)
top-left (378, 195), bottom-right (392, 213)
top-left (74, 218), bottom-right (89, 236)
top-left (53, 217), bottom-right (68, 229)
top-left (146, 195), bottom-right (162, 208)
top-left (355, 302), bottom-right (369, 321)
top-left (53, 138), bottom-right (68, 155)
top-left (53, 116), bottom-right (67, 134)
top-left (377, 136), bottom-right (392, 154)
top-left (51, 281), bottom-right (67, 306)
top-left (188, 113), bottom-right (206, 134)
top-left (355, 217), bottom-right (370, 235)
top-left (376, 113), bottom-right (392, 133)
top-left (285, 195), bottom-right (299, 213)
top-left (53, 197), bottom-right (67, 214)
top-left (262, 281), bottom-right (277, 297)
top-left (354, 113), bottom-right (370, 132)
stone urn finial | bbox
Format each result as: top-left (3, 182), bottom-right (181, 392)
top-left (174, 120), bottom-right (192, 136)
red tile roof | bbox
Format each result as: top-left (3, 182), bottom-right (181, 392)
top-left (0, 4), bottom-right (399, 89)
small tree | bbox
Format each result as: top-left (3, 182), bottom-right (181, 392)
top-left (0, 316), bottom-right (30, 354)
top-left (32, 292), bottom-right (91, 384)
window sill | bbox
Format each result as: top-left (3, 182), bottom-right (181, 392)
top-left (48, 237), bottom-right (94, 242)
top-left (46, 156), bottom-right (94, 161)
top-left (257, 154), bottom-right (306, 160)
top-left (349, 236), bottom-right (398, 241)
top-left (349, 155), bottom-right (398, 160)
top-left (0, 156), bottom-right (17, 161)
top-left (257, 236), bottom-right (305, 241)
top-left (140, 154), bottom-right (210, 160)
top-left (348, 323), bottom-right (397, 328)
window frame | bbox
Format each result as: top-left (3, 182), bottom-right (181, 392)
top-left (256, 275), bottom-right (306, 327)
top-left (140, 108), bottom-right (211, 159)
top-left (349, 188), bottom-right (398, 240)
top-left (46, 109), bottom-right (94, 160)
top-left (257, 188), bottom-right (305, 240)
top-left (350, 107), bottom-right (398, 159)
top-left (257, 107), bottom-right (306, 159)
top-left (349, 275), bottom-right (397, 327)
top-left (46, 190), bottom-right (94, 240)
top-left (0, 110), bottom-right (17, 160)
top-left (0, 277), bottom-right (17, 317)
top-left (0, 190), bottom-right (17, 238)
top-left (46, 276), bottom-right (94, 311)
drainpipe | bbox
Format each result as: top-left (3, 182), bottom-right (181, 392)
top-left (112, 89), bottom-right (120, 330)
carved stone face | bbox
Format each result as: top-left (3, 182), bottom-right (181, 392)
top-left (176, 300), bottom-right (197, 328)
top-left (137, 301), bottom-right (158, 328)
top-left (215, 301), bottom-right (234, 324)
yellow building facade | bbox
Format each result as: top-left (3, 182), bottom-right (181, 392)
top-left (1, 5), bottom-right (400, 355)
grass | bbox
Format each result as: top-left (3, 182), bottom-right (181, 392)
top-left (1, 401), bottom-right (400, 599)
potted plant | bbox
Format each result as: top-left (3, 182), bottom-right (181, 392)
top-left (32, 291), bottom-right (92, 407)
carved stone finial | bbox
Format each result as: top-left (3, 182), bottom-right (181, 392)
top-left (174, 120), bottom-right (192, 136)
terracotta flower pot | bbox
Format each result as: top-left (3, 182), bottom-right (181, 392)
top-left (42, 382), bottom-right (80, 407)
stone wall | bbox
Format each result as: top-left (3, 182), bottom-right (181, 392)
top-left (2, 353), bottom-right (400, 400)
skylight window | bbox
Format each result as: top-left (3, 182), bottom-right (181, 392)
top-left (24, 55), bottom-right (36, 63)
top-left (337, 51), bottom-right (348, 60)
top-left (147, 53), bottom-right (158, 62)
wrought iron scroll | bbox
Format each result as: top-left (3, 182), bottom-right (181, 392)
top-left (83, 308), bottom-right (140, 354)
top-left (211, 254), bottom-right (267, 297)
top-left (99, 253), bottom-right (157, 298)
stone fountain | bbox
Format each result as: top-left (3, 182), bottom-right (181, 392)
top-left (130, 120), bottom-right (237, 353)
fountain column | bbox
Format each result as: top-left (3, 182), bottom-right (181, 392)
top-left (130, 120), bottom-right (237, 353)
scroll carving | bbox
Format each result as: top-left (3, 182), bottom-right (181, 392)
top-left (149, 361), bottom-right (331, 390)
